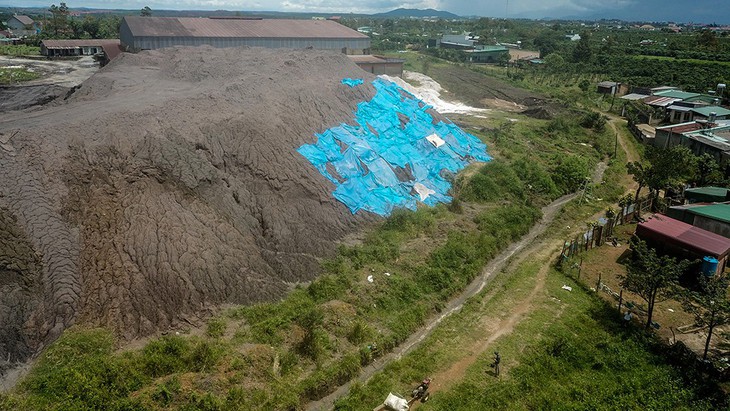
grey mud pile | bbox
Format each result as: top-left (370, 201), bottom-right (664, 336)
top-left (0, 46), bottom-right (380, 363)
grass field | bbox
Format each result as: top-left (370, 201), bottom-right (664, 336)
top-left (0, 67), bottom-right (40, 84)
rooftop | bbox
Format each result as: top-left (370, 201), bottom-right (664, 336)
top-left (686, 203), bottom-right (730, 224)
top-left (123, 16), bottom-right (369, 39)
top-left (637, 214), bottom-right (730, 257)
top-left (691, 106), bottom-right (730, 117)
top-left (643, 95), bottom-right (681, 107)
top-left (653, 89), bottom-right (701, 100)
top-left (621, 93), bottom-right (649, 101)
top-left (655, 121), bottom-right (708, 134)
top-left (41, 39), bottom-right (121, 48)
top-left (11, 15), bottom-right (34, 25)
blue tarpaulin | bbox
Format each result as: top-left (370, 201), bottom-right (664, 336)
top-left (341, 78), bottom-right (364, 87)
top-left (298, 78), bottom-right (491, 216)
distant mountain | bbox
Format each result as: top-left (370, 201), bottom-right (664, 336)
top-left (373, 8), bottom-right (459, 19)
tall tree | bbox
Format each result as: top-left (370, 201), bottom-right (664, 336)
top-left (140, 6), bottom-right (152, 17)
top-left (48, 2), bottom-right (70, 38)
top-left (620, 238), bottom-right (693, 329)
top-left (572, 31), bottom-right (593, 62)
top-left (678, 275), bottom-right (730, 360)
top-left (627, 146), bottom-right (697, 207)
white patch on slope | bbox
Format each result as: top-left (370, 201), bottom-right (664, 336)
top-left (380, 71), bottom-right (489, 116)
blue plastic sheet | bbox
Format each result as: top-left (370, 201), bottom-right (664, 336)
top-left (341, 78), bottom-right (364, 87)
top-left (298, 77), bottom-right (491, 216)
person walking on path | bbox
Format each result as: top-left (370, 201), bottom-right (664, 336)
top-left (491, 351), bottom-right (501, 377)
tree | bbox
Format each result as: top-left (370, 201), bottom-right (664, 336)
top-left (678, 275), bottom-right (730, 360)
top-left (697, 29), bottom-right (719, 51)
top-left (627, 146), bottom-right (697, 206)
top-left (81, 15), bottom-right (100, 38)
top-left (694, 153), bottom-right (723, 186)
top-left (48, 2), bottom-right (70, 38)
top-left (620, 238), bottom-right (693, 329)
top-left (572, 31), bottom-right (593, 63)
top-left (534, 30), bottom-right (562, 58)
top-left (140, 6), bottom-right (152, 17)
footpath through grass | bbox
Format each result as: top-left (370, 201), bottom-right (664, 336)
top-left (336, 260), bottom-right (724, 410)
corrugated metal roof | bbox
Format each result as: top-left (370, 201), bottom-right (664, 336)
top-left (687, 203), bottom-right (730, 223)
top-left (667, 104), bottom-right (692, 112)
top-left (643, 95), bottom-right (681, 107)
top-left (124, 16), bottom-right (368, 39)
top-left (621, 93), bottom-right (648, 100)
top-left (11, 15), bottom-right (34, 25)
top-left (653, 89), bottom-right (701, 100)
top-left (636, 214), bottom-right (730, 257)
top-left (655, 122), bottom-right (706, 134)
top-left (692, 106), bottom-right (730, 117)
top-left (42, 39), bottom-right (120, 48)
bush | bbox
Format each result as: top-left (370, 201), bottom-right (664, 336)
top-left (206, 318), bottom-right (226, 338)
top-left (142, 335), bottom-right (192, 377)
top-left (461, 161), bottom-right (525, 202)
top-left (552, 155), bottom-right (590, 194)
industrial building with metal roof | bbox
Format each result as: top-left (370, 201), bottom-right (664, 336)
top-left (120, 16), bottom-right (371, 54)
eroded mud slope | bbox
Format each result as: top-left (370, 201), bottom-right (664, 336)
top-left (0, 47), bottom-right (381, 361)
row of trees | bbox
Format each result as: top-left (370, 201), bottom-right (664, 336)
top-left (621, 238), bottom-right (729, 360)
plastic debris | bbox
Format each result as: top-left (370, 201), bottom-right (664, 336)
top-left (384, 272), bottom-right (391, 276)
top-left (367, 275), bottom-right (374, 283)
top-left (341, 78), bottom-right (364, 87)
top-left (298, 78), bottom-right (491, 216)
top-left (561, 285), bottom-right (573, 292)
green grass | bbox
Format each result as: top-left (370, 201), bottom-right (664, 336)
top-left (0, 45), bottom-right (41, 56)
top-left (0, 67), bottom-right (40, 84)
top-left (336, 263), bottom-right (724, 410)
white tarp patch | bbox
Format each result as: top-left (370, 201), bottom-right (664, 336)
top-left (414, 182), bottom-right (436, 201)
top-left (426, 133), bottom-right (445, 148)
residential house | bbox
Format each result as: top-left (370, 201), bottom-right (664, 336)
top-left (635, 215), bottom-right (730, 276)
top-left (667, 202), bottom-right (730, 238)
top-left (6, 15), bottom-right (39, 36)
top-left (654, 121), bottom-right (730, 172)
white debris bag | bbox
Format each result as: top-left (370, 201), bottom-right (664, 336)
top-left (384, 393), bottom-right (409, 411)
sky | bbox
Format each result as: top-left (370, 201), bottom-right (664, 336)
top-left (5, 0), bottom-right (730, 23)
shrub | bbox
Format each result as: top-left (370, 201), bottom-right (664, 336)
top-left (552, 155), bottom-right (590, 194)
top-left (142, 335), bottom-right (192, 377)
top-left (206, 318), bottom-right (226, 338)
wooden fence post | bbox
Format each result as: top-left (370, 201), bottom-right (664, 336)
top-left (618, 288), bottom-right (623, 312)
top-left (596, 272), bottom-right (602, 291)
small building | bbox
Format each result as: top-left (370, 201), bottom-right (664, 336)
top-left (565, 34), bottom-right (581, 41)
top-left (348, 55), bottom-right (404, 77)
top-left (40, 39), bottom-right (123, 65)
top-left (465, 45), bottom-right (509, 63)
top-left (439, 34), bottom-right (476, 49)
top-left (654, 121), bottom-right (709, 148)
top-left (691, 106), bottom-right (730, 122)
top-left (666, 203), bottom-right (730, 238)
top-left (597, 81), bottom-right (621, 95)
top-left (120, 16), bottom-right (371, 54)
top-left (685, 187), bottom-right (730, 204)
top-left (6, 15), bottom-right (38, 33)
top-left (635, 215), bottom-right (730, 275)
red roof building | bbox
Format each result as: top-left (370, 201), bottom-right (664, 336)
top-left (636, 214), bottom-right (730, 273)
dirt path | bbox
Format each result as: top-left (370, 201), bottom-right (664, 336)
top-left (305, 161), bottom-right (604, 410)
top-left (422, 245), bottom-right (560, 399)
top-left (606, 115), bottom-right (640, 194)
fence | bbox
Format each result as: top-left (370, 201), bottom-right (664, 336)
top-left (560, 197), bottom-right (653, 260)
